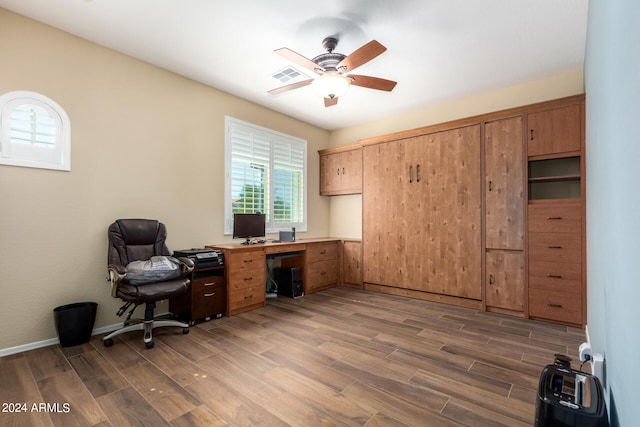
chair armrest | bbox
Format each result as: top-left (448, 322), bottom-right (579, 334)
top-left (107, 263), bottom-right (127, 298)
top-left (176, 257), bottom-right (195, 275)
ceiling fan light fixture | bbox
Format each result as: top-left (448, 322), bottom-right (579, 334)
top-left (312, 74), bottom-right (351, 99)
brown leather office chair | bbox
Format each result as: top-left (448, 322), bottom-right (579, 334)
top-left (103, 219), bottom-right (194, 349)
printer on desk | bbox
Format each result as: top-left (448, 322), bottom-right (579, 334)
top-left (173, 248), bottom-right (224, 269)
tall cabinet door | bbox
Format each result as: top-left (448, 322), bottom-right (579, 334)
top-left (363, 139), bottom-right (411, 287)
top-left (485, 117), bottom-right (525, 250)
top-left (484, 116), bottom-right (525, 313)
top-left (415, 126), bottom-right (482, 299)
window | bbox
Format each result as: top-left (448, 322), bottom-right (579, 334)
top-left (0, 91), bottom-right (70, 171)
top-left (225, 116), bottom-right (307, 235)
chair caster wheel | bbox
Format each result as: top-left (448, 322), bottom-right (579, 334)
top-left (183, 327), bottom-right (190, 334)
top-left (103, 339), bottom-right (113, 347)
top-left (145, 341), bottom-right (154, 349)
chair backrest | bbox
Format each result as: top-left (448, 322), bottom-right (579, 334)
top-left (108, 219), bottom-right (170, 266)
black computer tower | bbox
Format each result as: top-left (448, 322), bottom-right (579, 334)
top-left (273, 267), bottom-right (303, 298)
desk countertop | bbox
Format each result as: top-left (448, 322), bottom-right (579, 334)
top-left (206, 237), bottom-right (341, 252)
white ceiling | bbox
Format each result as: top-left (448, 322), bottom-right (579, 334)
top-left (0, 0), bottom-right (588, 131)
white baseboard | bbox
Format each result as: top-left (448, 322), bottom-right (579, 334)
top-left (0, 323), bottom-right (121, 358)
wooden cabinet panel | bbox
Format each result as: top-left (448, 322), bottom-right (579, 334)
top-left (528, 232), bottom-right (581, 263)
top-left (227, 267), bottom-right (265, 291)
top-left (528, 288), bottom-right (582, 325)
top-left (485, 250), bottom-right (525, 311)
top-left (306, 260), bottom-right (338, 292)
top-left (528, 260), bottom-right (581, 294)
top-left (528, 203), bottom-right (581, 233)
top-left (527, 104), bottom-right (582, 157)
top-left (319, 148), bottom-right (362, 196)
top-left (485, 117), bottom-right (525, 250)
top-left (343, 240), bottom-right (362, 288)
top-left (227, 250), bottom-right (265, 272)
top-left (306, 242), bottom-right (338, 263)
top-left (228, 283), bottom-right (266, 313)
top-left (363, 126), bottom-right (481, 300)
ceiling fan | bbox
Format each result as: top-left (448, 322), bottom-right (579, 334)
top-left (268, 37), bottom-right (397, 107)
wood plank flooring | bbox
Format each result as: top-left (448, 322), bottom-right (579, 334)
top-left (0, 287), bottom-right (586, 426)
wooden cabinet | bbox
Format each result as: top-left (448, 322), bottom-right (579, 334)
top-left (484, 116), bottom-right (525, 314)
top-left (363, 125), bottom-right (482, 302)
top-left (525, 97), bottom-right (585, 326)
top-left (170, 266), bottom-right (225, 325)
top-left (319, 146), bottom-right (362, 195)
top-left (528, 201), bottom-right (583, 325)
top-left (343, 240), bottom-right (362, 289)
top-left (527, 104), bottom-right (582, 157)
top-left (305, 241), bottom-right (339, 293)
top-left (225, 249), bottom-right (266, 316)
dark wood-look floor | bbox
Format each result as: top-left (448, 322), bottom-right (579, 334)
top-left (1, 288), bottom-right (586, 426)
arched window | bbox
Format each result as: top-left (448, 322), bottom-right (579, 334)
top-left (0, 91), bottom-right (71, 171)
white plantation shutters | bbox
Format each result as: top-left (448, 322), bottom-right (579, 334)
top-left (225, 117), bottom-right (307, 235)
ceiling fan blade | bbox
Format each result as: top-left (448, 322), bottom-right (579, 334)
top-left (268, 79), bottom-right (314, 95)
top-left (324, 96), bottom-right (338, 107)
top-left (348, 75), bottom-right (397, 92)
top-left (274, 48), bottom-right (324, 73)
top-left (337, 40), bottom-right (387, 72)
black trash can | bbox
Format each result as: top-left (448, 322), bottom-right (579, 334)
top-left (53, 302), bottom-right (98, 347)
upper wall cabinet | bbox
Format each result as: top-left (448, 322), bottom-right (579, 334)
top-left (527, 104), bottom-right (582, 157)
top-left (319, 145), bottom-right (362, 196)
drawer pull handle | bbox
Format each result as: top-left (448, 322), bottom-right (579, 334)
top-left (244, 277), bottom-right (253, 281)
top-left (244, 259), bottom-right (253, 263)
top-left (547, 303), bottom-right (562, 308)
top-left (547, 246), bottom-right (563, 249)
top-left (204, 282), bottom-right (216, 287)
top-left (547, 216), bottom-right (562, 220)
top-left (320, 250), bottom-right (327, 255)
top-left (244, 294), bottom-right (253, 300)
top-left (204, 292), bottom-right (216, 297)
top-left (546, 274), bottom-right (563, 279)
top-left (320, 272), bottom-right (327, 276)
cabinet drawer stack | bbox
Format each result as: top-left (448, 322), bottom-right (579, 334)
top-left (528, 202), bottom-right (583, 325)
top-left (305, 242), bottom-right (339, 293)
top-left (226, 249), bottom-right (266, 315)
top-left (170, 266), bottom-right (225, 325)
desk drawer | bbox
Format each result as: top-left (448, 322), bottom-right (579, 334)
top-left (228, 268), bottom-right (265, 291)
top-left (529, 260), bottom-right (581, 293)
top-left (528, 203), bottom-right (581, 234)
top-left (191, 275), bottom-right (225, 292)
top-left (528, 232), bottom-right (581, 263)
top-left (307, 259), bottom-right (338, 289)
top-left (228, 284), bottom-right (265, 312)
top-left (306, 242), bottom-right (339, 263)
top-left (191, 285), bottom-right (225, 320)
top-left (227, 250), bottom-right (265, 272)
top-left (528, 288), bottom-right (582, 325)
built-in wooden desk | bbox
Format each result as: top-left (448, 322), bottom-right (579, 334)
top-left (206, 239), bottom-right (341, 316)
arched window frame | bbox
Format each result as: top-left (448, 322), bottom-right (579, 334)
top-left (0, 91), bottom-right (71, 171)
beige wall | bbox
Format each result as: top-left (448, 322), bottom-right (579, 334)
top-left (327, 69), bottom-right (585, 238)
top-left (0, 9), bottom-right (330, 351)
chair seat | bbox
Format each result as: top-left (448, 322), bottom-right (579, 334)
top-left (116, 278), bottom-right (190, 304)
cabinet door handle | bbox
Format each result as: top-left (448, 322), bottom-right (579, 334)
top-left (337, 168), bottom-right (340, 175)
top-left (547, 303), bottom-right (562, 308)
top-left (546, 274), bottom-right (563, 279)
top-left (489, 274), bottom-right (494, 285)
top-left (416, 164), bottom-right (421, 183)
top-left (547, 246), bottom-right (563, 249)
top-left (409, 165), bottom-right (413, 183)
top-left (204, 292), bottom-right (216, 297)
top-left (546, 216), bottom-right (562, 220)
top-left (530, 129), bottom-right (535, 140)
top-left (488, 180), bottom-right (493, 192)
top-left (342, 167), bottom-right (345, 175)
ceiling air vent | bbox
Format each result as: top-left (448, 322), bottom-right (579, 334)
top-left (271, 66), bottom-right (309, 84)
